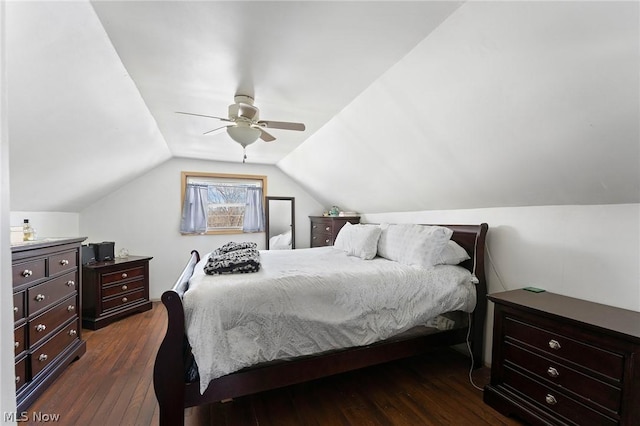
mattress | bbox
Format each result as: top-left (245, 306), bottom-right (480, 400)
top-left (183, 246), bottom-right (476, 394)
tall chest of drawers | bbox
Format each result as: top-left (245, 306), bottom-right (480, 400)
top-left (82, 255), bottom-right (153, 330)
top-left (11, 237), bottom-right (87, 412)
top-left (309, 216), bottom-right (360, 248)
top-left (485, 290), bottom-right (640, 425)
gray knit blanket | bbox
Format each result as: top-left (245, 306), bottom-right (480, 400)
top-left (203, 242), bottom-right (261, 275)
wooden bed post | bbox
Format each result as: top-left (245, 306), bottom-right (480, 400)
top-left (470, 223), bottom-right (488, 368)
top-left (153, 290), bottom-right (187, 426)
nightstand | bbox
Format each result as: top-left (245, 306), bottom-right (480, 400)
top-left (82, 256), bottom-right (153, 329)
top-left (485, 289), bottom-right (640, 425)
top-left (309, 216), bottom-right (360, 247)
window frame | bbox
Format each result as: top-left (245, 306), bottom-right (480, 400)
top-left (181, 171), bottom-right (268, 235)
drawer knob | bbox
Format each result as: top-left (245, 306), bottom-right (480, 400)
top-left (545, 394), bottom-right (557, 405)
top-left (325, 239), bottom-right (330, 243)
top-left (14, 341), bottom-right (19, 349)
top-left (38, 354), bottom-right (48, 362)
top-left (122, 297), bottom-right (128, 303)
top-left (66, 280), bottom-right (75, 287)
top-left (15, 376), bottom-right (20, 383)
top-left (35, 294), bottom-right (45, 302)
top-left (22, 269), bottom-right (33, 277)
top-left (121, 273), bottom-right (128, 279)
top-left (548, 339), bottom-right (561, 350)
top-left (69, 329), bottom-right (77, 337)
top-left (122, 285), bottom-right (128, 290)
top-left (67, 305), bottom-right (75, 312)
top-left (547, 366), bottom-right (559, 378)
top-left (13, 306), bottom-right (18, 313)
top-left (325, 226), bottom-right (330, 231)
top-left (60, 259), bottom-right (69, 266)
top-left (36, 324), bottom-right (46, 332)
top-left (312, 225), bottom-right (317, 229)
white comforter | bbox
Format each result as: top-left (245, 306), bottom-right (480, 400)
top-left (184, 247), bottom-right (476, 394)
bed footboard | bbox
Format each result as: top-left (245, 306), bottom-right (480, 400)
top-left (154, 250), bottom-right (199, 426)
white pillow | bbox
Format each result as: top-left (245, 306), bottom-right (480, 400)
top-left (269, 230), bottom-right (292, 250)
top-left (334, 223), bottom-right (382, 260)
top-left (377, 224), bottom-right (453, 268)
top-left (435, 240), bottom-right (470, 265)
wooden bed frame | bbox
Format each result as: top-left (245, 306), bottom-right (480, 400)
top-left (154, 223), bottom-right (488, 426)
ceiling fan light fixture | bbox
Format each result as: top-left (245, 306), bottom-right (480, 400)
top-left (226, 125), bottom-right (261, 148)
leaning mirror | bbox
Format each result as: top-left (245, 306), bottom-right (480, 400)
top-left (265, 196), bottom-right (295, 250)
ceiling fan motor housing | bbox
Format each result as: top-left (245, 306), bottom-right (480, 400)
top-left (229, 102), bottom-right (259, 121)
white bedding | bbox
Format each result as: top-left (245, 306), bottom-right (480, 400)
top-left (184, 246), bottom-right (476, 394)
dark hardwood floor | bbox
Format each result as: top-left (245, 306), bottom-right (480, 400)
top-left (24, 302), bottom-right (523, 425)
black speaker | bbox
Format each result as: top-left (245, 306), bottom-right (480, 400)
top-left (89, 241), bottom-right (115, 262)
top-left (81, 245), bottom-right (96, 264)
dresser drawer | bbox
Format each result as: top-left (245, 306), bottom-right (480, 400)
top-left (102, 278), bottom-right (146, 298)
top-left (29, 296), bottom-right (77, 348)
top-left (31, 320), bottom-right (80, 378)
top-left (504, 316), bottom-right (624, 381)
top-left (13, 292), bottom-right (25, 322)
top-left (504, 365), bottom-right (618, 426)
top-left (504, 341), bottom-right (621, 414)
top-left (101, 265), bottom-right (146, 286)
top-left (15, 357), bottom-right (27, 391)
top-left (14, 323), bottom-right (26, 357)
top-left (12, 258), bottom-right (46, 287)
top-left (48, 250), bottom-right (77, 276)
top-left (27, 271), bottom-right (77, 316)
top-left (102, 288), bottom-right (146, 312)
top-left (311, 229), bottom-right (332, 247)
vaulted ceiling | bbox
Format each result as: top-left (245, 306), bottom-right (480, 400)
top-left (6, 1), bottom-right (639, 213)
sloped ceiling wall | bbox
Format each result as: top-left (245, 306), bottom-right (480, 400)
top-left (278, 1), bottom-right (639, 213)
top-left (7, 1), bottom-right (172, 212)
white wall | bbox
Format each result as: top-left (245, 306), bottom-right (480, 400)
top-left (80, 157), bottom-right (324, 300)
top-left (9, 212), bottom-right (80, 239)
top-left (1, 0), bottom-right (18, 419)
top-left (364, 203), bottom-right (640, 364)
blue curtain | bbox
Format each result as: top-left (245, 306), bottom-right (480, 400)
top-left (242, 187), bottom-right (265, 232)
top-left (180, 184), bottom-right (208, 234)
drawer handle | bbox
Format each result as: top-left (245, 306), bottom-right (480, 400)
top-left (35, 294), bottom-right (45, 302)
top-left (121, 273), bottom-right (128, 279)
top-left (22, 269), bottom-right (33, 277)
top-left (38, 354), bottom-right (48, 362)
top-left (13, 306), bottom-right (18, 313)
top-left (548, 339), bottom-right (561, 350)
top-left (69, 329), bottom-right (77, 337)
top-left (60, 259), bottom-right (69, 266)
top-left (325, 226), bottom-right (330, 231)
top-left (547, 366), bottom-right (559, 378)
top-left (35, 324), bottom-right (46, 332)
top-left (545, 394), bottom-right (557, 405)
top-left (122, 297), bottom-right (128, 303)
top-left (67, 305), bottom-right (75, 312)
top-left (312, 225), bottom-right (317, 229)
top-left (122, 284), bottom-right (128, 290)
top-left (15, 376), bottom-right (20, 383)
top-left (14, 341), bottom-right (19, 349)
top-left (66, 280), bottom-right (75, 287)
top-left (325, 239), bottom-right (330, 243)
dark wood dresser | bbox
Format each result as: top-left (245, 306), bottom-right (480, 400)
top-left (309, 216), bottom-right (360, 248)
top-left (12, 237), bottom-right (87, 412)
top-left (485, 289), bottom-right (640, 425)
top-left (82, 255), bottom-right (153, 330)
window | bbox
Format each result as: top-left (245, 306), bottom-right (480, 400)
top-left (180, 172), bottom-right (267, 235)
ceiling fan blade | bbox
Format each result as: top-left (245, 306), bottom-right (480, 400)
top-left (257, 120), bottom-right (305, 131)
top-left (259, 128), bottom-right (276, 142)
top-left (176, 111), bottom-right (233, 122)
top-left (203, 125), bottom-right (233, 135)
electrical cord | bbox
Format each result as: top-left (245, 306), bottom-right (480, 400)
top-left (466, 312), bottom-right (485, 391)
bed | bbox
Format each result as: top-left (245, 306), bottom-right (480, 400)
top-left (153, 223), bottom-right (488, 426)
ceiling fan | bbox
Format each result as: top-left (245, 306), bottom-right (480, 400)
top-left (177, 94), bottom-right (305, 162)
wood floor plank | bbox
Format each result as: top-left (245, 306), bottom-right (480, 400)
top-left (22, 302), bottom-right (523, 426)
